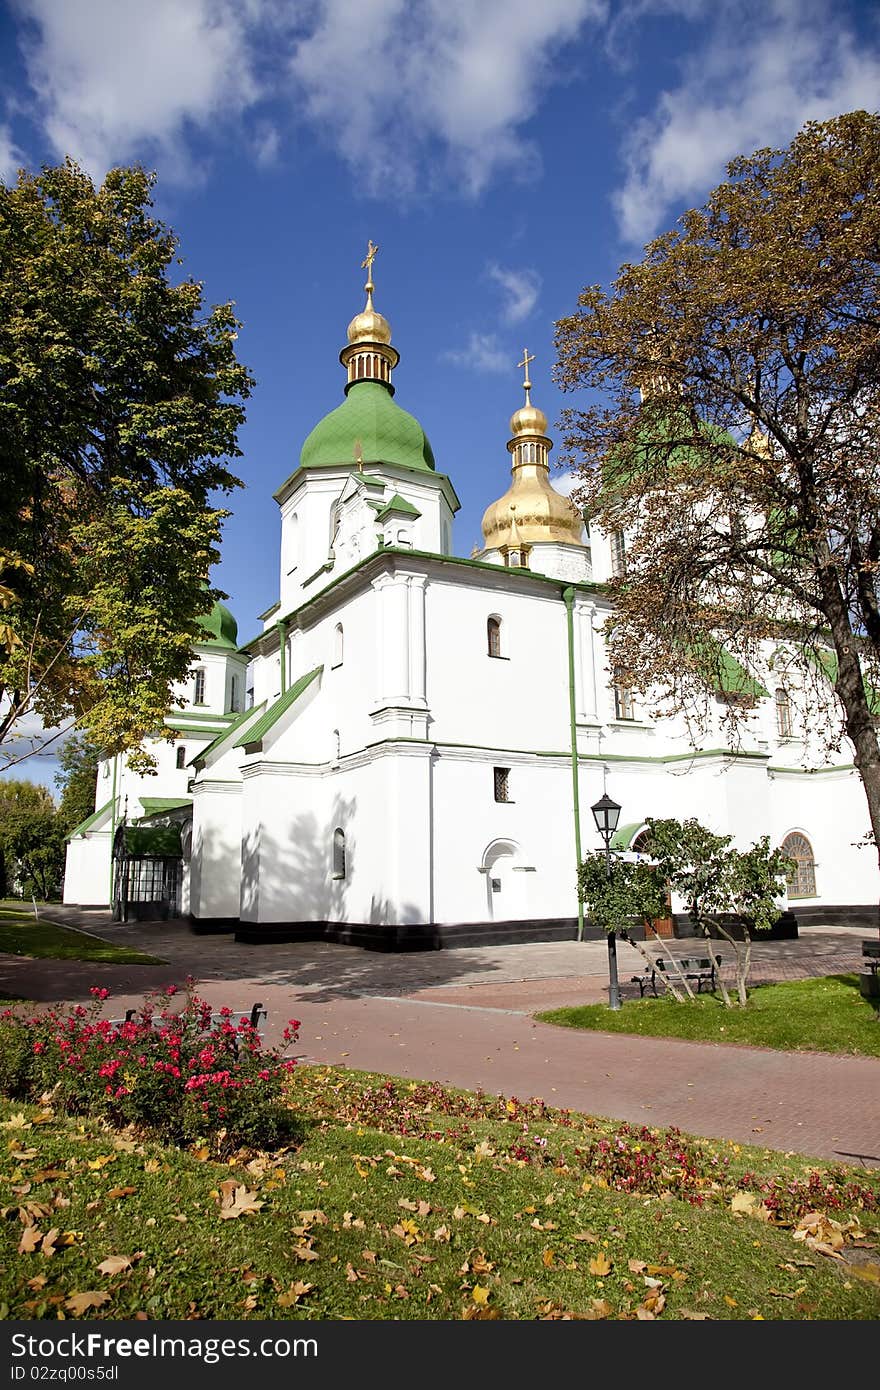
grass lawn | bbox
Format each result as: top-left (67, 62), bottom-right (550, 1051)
top-left (0, 910), bottom-right (162, 965)
top-left (0, 1069), bottom-right (878, 1321)
top-left (537, 975), bottom-right (880, 1057)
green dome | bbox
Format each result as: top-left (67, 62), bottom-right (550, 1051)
top-left (299, 380), bottom-right (435, 473)
top-left (196, 599), bottom-right (239, 650)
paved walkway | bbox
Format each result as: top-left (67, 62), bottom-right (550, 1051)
top-left (2, 907), bottom-right (878, 1168)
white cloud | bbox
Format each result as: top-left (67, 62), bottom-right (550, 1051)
top-left (486, 262), bottom-right (542, 323)
top-left (9, 0), bottom-right (605, 194)
top-left (443, 332), bottom-right (511, 373)
top-left (12, 0), bottom-right (263, 178)
top-left (289, 0), bottom-right (606, 195)
top-left (253, 123), bottom-right (282, 169)
top-left (613, 0), bottom-right (880, 244)
top-left (0, 124), bottom-right (24, 182)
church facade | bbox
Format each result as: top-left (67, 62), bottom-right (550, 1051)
top-left (63, 254), bottom-right (879, 943)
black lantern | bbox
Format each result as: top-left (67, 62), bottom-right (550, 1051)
top-left (591, 793), bottom-right (622, 847)
top-left (590, 791), bottom-right (623, 1010)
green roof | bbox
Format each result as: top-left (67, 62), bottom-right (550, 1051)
top-left (234, 667), bottom-right (323, 751)
top-left (122, 824), bottom-right (182, 857)
top-left (66, 799), bottom-right (113, 840)
top-left (295, 380), bottom-right (435, 476)
top-left (603, 403), bottom-right (737, 492)
top-left (806, 647), bottom-right (880, 713)
top-left (137, 797), bottom-right (192, 819)
top-left (375, 493), bottom-right (421, 522)
top-left (610, 821), bottom-right (648, 851)
top-left (691, 636), bottom-right (768, 699)
top-left (196, 598), bottom-right (239, 650)
top-left (190, 702), bottom-right (266, 768)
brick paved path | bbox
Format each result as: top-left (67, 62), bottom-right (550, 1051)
top-left (2, 907), bottom-right (878, 1167)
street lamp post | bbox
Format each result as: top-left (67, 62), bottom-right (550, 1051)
top-left (591, 791), bottom-right (623, 1011)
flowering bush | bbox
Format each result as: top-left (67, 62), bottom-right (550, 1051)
top-left (0, 984), bottom-right (301, 1153)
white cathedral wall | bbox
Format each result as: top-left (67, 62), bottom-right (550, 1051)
top-left (768, 770), bottom-right (875, 905)
top-left (238, 758), bottom-right (405, 924)
top-left (63, 834), bottom-right (111, 907)
top-left (424, 577), bottom-right (572, 752)
top-left (190, 783), bottom-right (243, 921)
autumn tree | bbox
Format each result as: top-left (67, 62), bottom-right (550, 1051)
top-left (554, 111), bottom-right (880, 871)
top-left (0, 160), bottom-right (253, 771)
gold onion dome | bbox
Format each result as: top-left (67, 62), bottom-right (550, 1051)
top-left (340, 240), bottom-right (399, 388)
top-left (481, 349), bottom-right (583, 550)
top-left (509, 400), bottom-right (548, 437)
top-left (347, 296), bottom-right (392, 346)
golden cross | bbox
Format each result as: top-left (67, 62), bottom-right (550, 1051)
top-left (518, 347), bottom-right (535, 403)
top-left (361, 240), bottom-right (379, 275)
top-left (518, 348), bottom-right (535, 378)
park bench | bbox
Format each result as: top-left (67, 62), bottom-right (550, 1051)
top-left (631, 955), bottom-right (722, 998)
top-left (860, 940), bottom-right (880, 1000)
top-left (110, 1000), bottom-right (268, 1042)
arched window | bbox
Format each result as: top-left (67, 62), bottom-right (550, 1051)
top-left (329, 502), bottom-right (341, 554)
top-left (775, 687), bottom-right (793, 738)
top-left (487, 616), bottom-right (502, 658)
top-left (230, 675), bottom-right (240, 713)
top-left (193, 668), bottom-right (206, 705)
top-left (396, 528), bottom-right (412, 548)
top-left (782, 832), bottom-right (816, 897)
top-left (613, 668), bottom-right (636, 721)
top-left (332, 828), bottom-right (346, 879)
top-left (176, 745), bottom-right (186, 769)
top-left (285, 513), bottom-right (299, 574)
top-left (332, 623), bottom-right (344, 667)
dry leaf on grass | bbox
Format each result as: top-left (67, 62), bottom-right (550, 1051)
top-left (218, 1181), bottom-right (264, 1220)
top-left (65, 1291), bottom-right (111, 1315)
top-left (277, 1282), bottom-right (314, 1307)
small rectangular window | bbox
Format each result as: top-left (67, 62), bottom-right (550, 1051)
top-left (493, 767), bottom-right (510, 803)
top-left (193, 668), bottom-right (206, 705)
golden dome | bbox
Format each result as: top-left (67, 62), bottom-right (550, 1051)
top-left (480, 348), bottom-right (584, 551)
top-left (347, 301), bottom-right (392, 346)
top-left (509, 402), bottom-right (548, 437)
top-left (481, 478), bottom-right (583, 550)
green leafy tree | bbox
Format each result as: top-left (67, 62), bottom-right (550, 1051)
top-left (0, 780), bottom-right (65, 900)
top-left (0, 160), bottom-right (254, 771)
top-left (641, 818), bottom-right (793, 1006)
top-left (55, 734), bottom-right (101, 835)
top-left (554, 111), bottom-right (880, 872)
top-left (578, 850), bottom-right (697, 1001)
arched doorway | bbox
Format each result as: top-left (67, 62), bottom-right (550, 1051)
top-left (631, 826), bottom-right (674, 938)
top-left (481, 839), bottom-right (531, 922)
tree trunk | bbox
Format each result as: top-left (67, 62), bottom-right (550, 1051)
top-left (809, 484), bottom-right (880, 935)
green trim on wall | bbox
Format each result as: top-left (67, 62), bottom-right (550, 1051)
top-left (239, 549), bottom-right (605, 654)
top-left (235, 667), bottom-right (323, 751)
top-left (66, 799), bottom-right (113, 840)
top-left (137, 797), bottom-right (192, 819)
top-left (190, 703), bottom-right (267, 768)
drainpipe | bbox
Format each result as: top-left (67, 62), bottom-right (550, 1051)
top-left (563, 587), bottom-right (585, 941)
top-left (108, 753), bottom-right (119, 906)
top-left (277, 619), bottom-right (287, 694)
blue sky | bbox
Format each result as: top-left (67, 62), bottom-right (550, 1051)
top-left (2, 0), bottom-right (878, 791)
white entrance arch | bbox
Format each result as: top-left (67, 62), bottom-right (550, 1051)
top-left (480, 838), bottom-right (532, 921)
